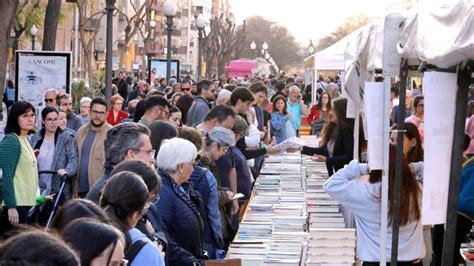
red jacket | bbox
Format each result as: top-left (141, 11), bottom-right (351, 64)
top-left (106, 110), bottom-right (129, 126)
top-left (307, 105), bottom-right (331, 124)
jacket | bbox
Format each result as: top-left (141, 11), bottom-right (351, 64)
top-left (106, 110), bottom-right (129, 126)
top-left (302, 125), bottom-right (354, 176)
top-left (307, 105), bottom-right (331, 124)
top-left (86, 164), bottom-right (114, 204)
top-left (323, 160), bottom-right (425, 261)
top-left (186, 96), bottom-right (210, 126)
top-left (30, 128), bottom-right (78, 200)
top-left (459, 159), bottom-right (474, 219)
top-left (147, 203), bottom-right (205, 266)
top-left (75, 122), bottom-right (112, 195)
top-left (156, 170), bottom-right (206, 260)
top-left (189, 164), bottom-right (223, 258)
top-left (0, 134), bottom-right (22, 208)
top-left (271, 112), bottom-right (289, 144)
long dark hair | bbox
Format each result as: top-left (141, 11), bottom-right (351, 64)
top-left (5, 101), bottom-right (35, 135)
top-left (100, 171), bottom-right (148, 250)
top-left (391, 123), bottom-right (423, 162)
top-left (369, 145), bottom-right (421, 226)
top-left (133, 100), bottom-right (146, 122)
top-left (316, 92), bottom-right (332, 110)
top-left (62, 219), bottom-right (124, 266)
top-left (271, 95), bottom-right (287, 115)
top-left (320, 98), bottom-right (353, 146)
top-left (51, 199), bottom-right (110, 232)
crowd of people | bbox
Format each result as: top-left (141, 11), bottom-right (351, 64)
top-left (0, 71), bottom-right (473, 266)
top-left (0, 72), bottom-right (315, 265)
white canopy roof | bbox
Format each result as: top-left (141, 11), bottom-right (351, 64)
top-left (313, 30), bottom-right (363, 71)
top-left (398, 0), bottom-right (474, 68)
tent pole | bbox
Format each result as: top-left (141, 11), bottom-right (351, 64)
top-left (380, 77), bottom-right (392, 265)
top-left (391, 59), bottom-right (408, 265)
top-left (441, 62), bottom-right (472, 265)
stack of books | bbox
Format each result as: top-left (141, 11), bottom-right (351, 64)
top-left (306, 228), bottom-right (356, 265)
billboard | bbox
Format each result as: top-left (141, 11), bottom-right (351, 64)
top-left (148, 59), bottom-right (180, 83)
top-left (15, 51), bottom-right (71, 110)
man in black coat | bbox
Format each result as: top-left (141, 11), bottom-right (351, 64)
top-left (112, 70), bottom-right (129, 102)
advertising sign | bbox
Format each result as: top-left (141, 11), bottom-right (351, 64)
top-left (15, 51), bottom-right (71, 110)
top-left (148, 59), bottom-right (180, 83)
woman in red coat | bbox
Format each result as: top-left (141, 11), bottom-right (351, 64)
top-left (106, 94), bottom-right (128, 126)
top-left (307, 92), bottom-right (332, 136)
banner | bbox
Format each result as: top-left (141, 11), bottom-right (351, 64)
top-left (364, 82), bottom-right (385, 169)
top-left (422, 71), bottom-right (457, 225)
top-left (15, 51), bottom-right (71, 111)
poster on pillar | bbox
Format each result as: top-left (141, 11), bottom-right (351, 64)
top-left (422, 71), bottom-right (457, 225)
top-left (15, 51), bottom-right (71, 111)
top-left (364, 82), bottom-right (385, 170)
top-left (148, 59), bottom-right (180, 83)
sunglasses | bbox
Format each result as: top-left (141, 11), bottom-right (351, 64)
top-left (44, 98), bottom-right (55, 103)
top-left (181, 87), bottom-right (191, 91)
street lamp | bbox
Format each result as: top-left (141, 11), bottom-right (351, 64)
top-left (195, 13), bottom-right (206, 80)
top-left (105, 0), bottom-right (116, 103)
top-left (250, 41), bottom-right (257, 58)
top-left (307, 39), bottom-right (316, 56)
top-left (163, 0), bottom-right (178, 82)
top-left (30, 24), bottom-right (38, 50)
top-left (262, 41), bottom-right (268, 50)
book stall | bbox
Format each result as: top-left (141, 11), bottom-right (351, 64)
top-left (226, 136), bottom-right (356, 266)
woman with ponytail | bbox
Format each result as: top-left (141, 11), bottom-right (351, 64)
top-left (100, 171), bottom-right (165, 266)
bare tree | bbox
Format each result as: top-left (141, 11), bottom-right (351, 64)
top-left (42, 0), bottom-right (62, 51)
top-left (316, 15), bottom-right (372, 52)
top-left (0, 0), bottom-right (19, 117)
top-left (76, 0), bottom-right (105, 84)
top-left (114, 0), bottom-right (147, 69)
top-left (204, 14), bottom-right (246, 78)
top-left (11, 0), bottom-right (43, 52)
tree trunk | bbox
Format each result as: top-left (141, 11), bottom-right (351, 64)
top-left (42, 0), bottom-right (62, 51)
top-left (0, 0), bottom-right (19, 116)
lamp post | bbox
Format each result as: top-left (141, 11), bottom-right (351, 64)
top-left (307, 39), bottom-right (315, 56)
top-left (30, 24), bottom-right (38, 50)
top-left (105, 0), bottom-right (116, 103)
top-left (195, 13), bottom-right (206, 80)
top-left (250, 41), bottom-right (257, 58)
top-left (163, 0), bottom-right (178, 82)
top-left (262, 41), bottom-right (269, 57)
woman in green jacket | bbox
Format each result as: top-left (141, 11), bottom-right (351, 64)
top-left (0, 101), bottom-right (38, 235)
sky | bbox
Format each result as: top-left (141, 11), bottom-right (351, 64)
top-left (230, 0), bottom-right (387, 47)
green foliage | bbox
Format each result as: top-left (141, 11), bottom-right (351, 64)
top-left (239, 16), bottom-right (304, 70)
top-left (71, 77), bottom-right (102, 111)
top-left (13, 1), bottom-right (45, 47)
top-left (315, 15), bottom-right (372, 52)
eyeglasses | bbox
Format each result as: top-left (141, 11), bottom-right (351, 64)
top-left (61, 102), bottom-right (72, 106)
top-left (181, 87), bottom-right (191, 91)
top-left (417, 104), bottom-right (424, 108)
top-left (149, 194), bottom-right (160, 204)
top-left (80, 105), bottom-right (90, 109)
top-left (44, 98), bottom-right (55, 103)
top-left (91, 110), bottom-right (106, 117)
top-left (45, 118), bottom-right (58, 123)
top-left (132, 149), bottom-right (156, 158)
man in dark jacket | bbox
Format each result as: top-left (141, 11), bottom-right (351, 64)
top-left (113, 70), bottom-right (129, 101)
top-left (186, 80), bottom-right (216, 126)
top-left (86, 123), bottom-right (155, 203)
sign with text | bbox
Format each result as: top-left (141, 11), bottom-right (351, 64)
top-left (15, 51), bottom-right (71, 111)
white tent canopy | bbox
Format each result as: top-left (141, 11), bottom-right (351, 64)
top-left (313, 30), bottom-right (363, 71)
top-left (398, 0), bottom-right (474, 68)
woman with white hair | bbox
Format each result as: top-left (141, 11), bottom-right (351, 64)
top-left (179, 126), bottom-right (236, 258)
top-left (155, 138), bottom-right (207, 260)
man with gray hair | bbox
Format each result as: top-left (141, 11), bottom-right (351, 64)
top-left (122, 99), bottom-right (139, 123)
top-left (287, 85), bottom-right (309, 136)
top-left (86, 122), bottom-right (155, 203)
top-left (36, 88), bottom-right (59, 129)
